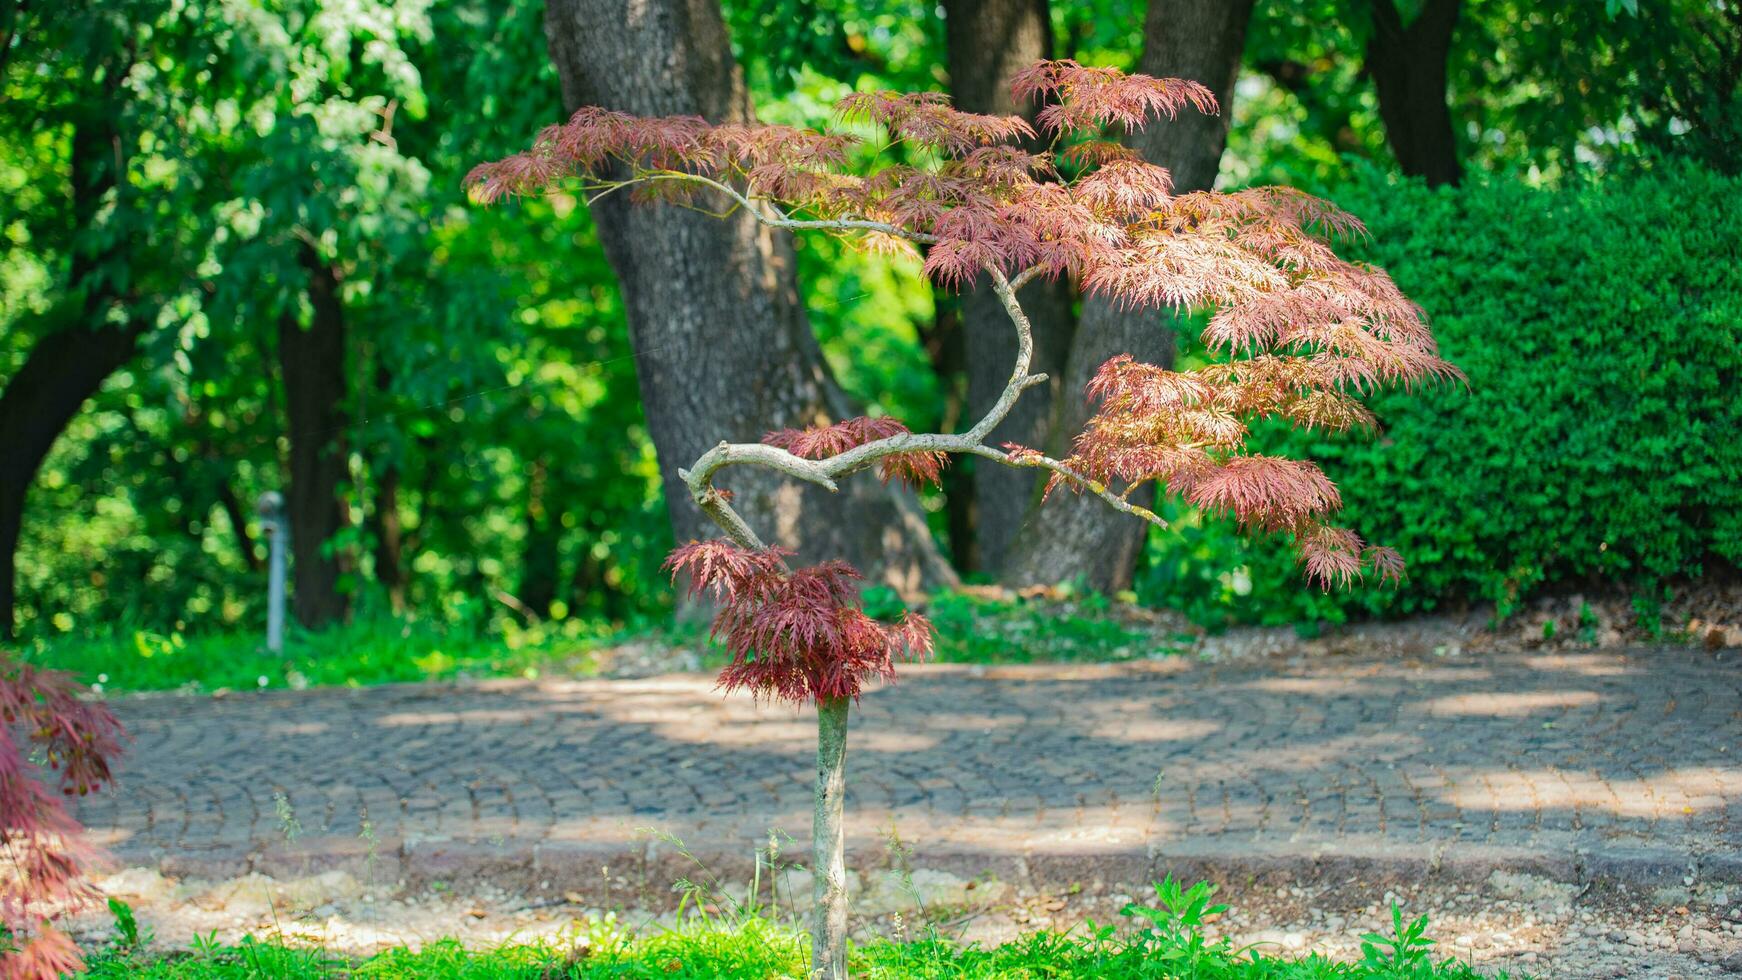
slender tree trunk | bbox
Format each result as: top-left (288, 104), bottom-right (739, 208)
top-left (917, 305), bottom-right (977, 568)
top-left (370, 462), bottom-right (406, 613)
top-left (277, 244), bottom-right (351, 629)
top-left (944, 0), bottom-right (1076, 576)
top-left (812, 696), bottom-right (850, 980)
top-left (1004, 0), bottom-right (1256, 594)
top-left (541, 0), bottom-right (954, 595)
top-left (1364, 0), bottom-right (1463, 187)
top-left (519, 457), bottom-right (560, 616)
top-left (364, 363), bottom-right (406, 613)
top-left (216, 479), bottom-right (262, 572)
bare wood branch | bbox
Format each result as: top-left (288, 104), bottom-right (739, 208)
top-left (678, 263), bottom-right (1167, 546)
top-left (637, 172), bottom-right (942, 244)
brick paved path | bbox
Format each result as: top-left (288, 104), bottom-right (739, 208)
top-left (82, 647), bottom-right (1742, 893)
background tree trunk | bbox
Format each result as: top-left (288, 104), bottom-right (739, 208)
top-left (916, 306), bottom-right (976, 567)
top-left (1364, 0), bottom-right (1463, 187)
top-left (518, 457), bottom-right (560, 617)
top-left (277, 244), bottom-right (352, 629)
top-left (370, 462), bottom-right (406, 613)
top-left (944, 0), bottom-right (1076, 577)
top-left (542, 0), bottom-right (954, 594)
top-left (1003, 0), bottom-right (1256, 594)
top-left (0, 99), bottom-right (144, 638)
top-left (0, 323), bottom-right (145, 639)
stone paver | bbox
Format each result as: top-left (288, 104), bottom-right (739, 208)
top-left (81, 647), bottom-right (1742, 893)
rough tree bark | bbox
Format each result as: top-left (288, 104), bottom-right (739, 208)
top-left (0, 100), bottom-right (146, 639)
top-left (276, 244), bottom-right (352, 629)
top-left (541, 0), bottom-right (954, 594)
top-left (944, 0), bottom-right (1076, 576)
top-left (1364, 0), bottom-right (1463, 187)
top-left (1003, 0), bottom-right (1257, 593)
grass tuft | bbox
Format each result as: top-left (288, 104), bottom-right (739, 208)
top-left (80, 880), bottom-right (1519, 979)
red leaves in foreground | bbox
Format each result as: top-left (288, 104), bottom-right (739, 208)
top-left (0, 659), bottom-right (125, 980)
top-left (665, 540), bottom-right (933, 706)
top-left (763, 416), bottom-right (947, 488)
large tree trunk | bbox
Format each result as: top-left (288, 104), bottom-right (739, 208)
top-left (0, 322), bottom-right (145, 639)
top-left (944, 0), bottom-right (1076, 576)
top-left (0, 99), bottom-right (145, 638)
top-left (1004, 0), bottom-right (1256, 594)
top-left (1364, 0), bottom-right (1463, 187)
top-left (276, 244), bottom-right (351, 629)
top-left (542, 0), bottom-right (954, 594)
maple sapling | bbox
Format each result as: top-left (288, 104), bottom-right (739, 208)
top-left (472, 59), bottom-right (1457, 978)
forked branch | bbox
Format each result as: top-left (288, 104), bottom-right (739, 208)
top-left (676, 265), bottom-right (1165, 551)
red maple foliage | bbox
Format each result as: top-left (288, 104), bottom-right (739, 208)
top-left (470, 59), bottom-right (1460, 589)
top-left (664, 540), bottom-right (932, 706)
top-left (0, 659), bottom-right (125, 979)
top-left (762, 416), bottom-right (947, 488)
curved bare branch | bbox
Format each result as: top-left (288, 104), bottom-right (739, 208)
top-left (679, 263), bottom-right (1167, 550)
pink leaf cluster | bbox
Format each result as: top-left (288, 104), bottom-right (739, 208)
top-left (664, 541), bottom-right (933, 706)
top-left (0, 659), bottom-right (125, 979)
top-left (1008, 59), bottom-right (1218, 134)
top-left (472, 59), bottom-right (1462, 590)
top-left (763, 416), bottom-right (947, 488)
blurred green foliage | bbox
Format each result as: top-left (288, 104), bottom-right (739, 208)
top-left (6, 0), bottom-right (675, 640)
top-left (1138, 160), bottom-right (1742, 626)
top-left (6, 0), bottom-right (1738, 661)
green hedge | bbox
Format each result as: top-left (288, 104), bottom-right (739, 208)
top-left (1137, 162), bottom-right (1742, 625)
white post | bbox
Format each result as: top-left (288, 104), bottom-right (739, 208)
top-left (257, 491), bottom-right (287, 654)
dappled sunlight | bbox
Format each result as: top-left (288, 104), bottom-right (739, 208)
top-left (1241, 677), bottom-right (1372, 695)
top-left (1090, 717), bottom-right (1222, 742)
top-left (1440, 766), bottom-right (1737, 819)
top-left (375, 708), bottom-right (547, 726)
top-left (1523, 654), bottom-right (1638, 677)
top-left (1419, 690), bottom-right (1600, 717)
top-left (73, 647), bottom-right (1742, 909)
top-left (265, 721), bottom-right (330, 736)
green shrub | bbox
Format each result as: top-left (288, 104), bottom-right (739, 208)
top-left (1139, 161), bottom-right (1742, 624)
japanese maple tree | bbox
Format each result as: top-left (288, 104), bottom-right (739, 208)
top-left (0, 659), bottom-right (125, 978)
top-left (472, 59), bottom-right (1456, 978)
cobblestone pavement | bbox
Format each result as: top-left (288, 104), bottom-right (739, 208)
top-left (82, 647), bottom-right (1742, 895)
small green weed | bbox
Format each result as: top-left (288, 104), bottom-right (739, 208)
top-left (106, 897), bottom-right (151, 953)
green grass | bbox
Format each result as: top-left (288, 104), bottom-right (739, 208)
top-left (17, 590), bottom-right (1190, 694)
top-left (917, 589), bottom-right (1191, 664)
top-left (81, 882), bottom-right (1514, 979)
top-left (12, 614), bottom-right (655, 694)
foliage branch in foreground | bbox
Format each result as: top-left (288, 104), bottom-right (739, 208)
top-left (0, 660), bottom-right (125, 978)
top-left (472, 59), bottom-right (1456, 978)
